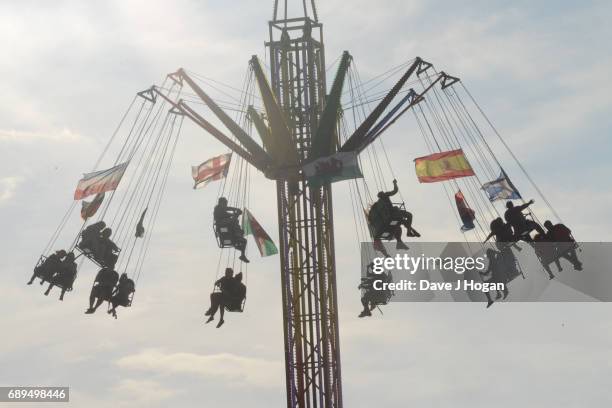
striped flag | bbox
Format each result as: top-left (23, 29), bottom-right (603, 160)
top-left (80, 193), bottom-right (105, 220)
top-left (481, 170), bottom-right (521, 202)
top-left (243, 208), bottom-right (278, 257)
top-left (414, 149), bottom-right (474, 183)
top-left (74, 162), bottom-right (129, 200)
top-left (191, 153), bottom-right (231, 189)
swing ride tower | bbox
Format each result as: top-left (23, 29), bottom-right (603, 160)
top-left (267, 2), bottom-right (343, 407)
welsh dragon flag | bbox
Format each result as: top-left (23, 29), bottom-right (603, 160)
top-left (243, 209), bottom-right (278, 257)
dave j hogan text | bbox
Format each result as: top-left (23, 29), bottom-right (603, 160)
top-left (373, 279), bottom-right (505, 293)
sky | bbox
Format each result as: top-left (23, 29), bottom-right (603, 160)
top-left (1, 0), bottom-right (612, 407)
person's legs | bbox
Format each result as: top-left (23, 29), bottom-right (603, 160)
top-left (216, 302), bottom-right (226, 328)
top-left (59, 288), bottom-right (67, 301)
top-left (27, 270), bottom-right (38, 285)
top-left (44, 282), bottom-right (54, 296)
top-left (527, 220), bottom-right (545, 236)
top-left (358, 295), bottom-right (370, 317)
top-left (560, 249), bottom-right (582, 270)
top-left (86, 286), bottom-right (99, 313)
top-left (206, 293), bottom-right (222, 322)
top-left (393, 227), bottom-right (408, 250)
top-left (485, 291), bottom-right (494, 308)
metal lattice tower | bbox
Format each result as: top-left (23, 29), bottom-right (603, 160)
top-left (268, 2), bottom-right (343, 407)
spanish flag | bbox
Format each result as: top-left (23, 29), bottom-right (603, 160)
top-left (414, 149), bottom-right (475, 183)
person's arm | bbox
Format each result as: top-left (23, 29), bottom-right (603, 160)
top-left (382, 180), bottom-right (399, 197)
top-left (517, 199), bottom-right (535, 212)
top-left (227, 206), bottom-right (243, 216)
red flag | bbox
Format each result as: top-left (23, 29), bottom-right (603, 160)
top-left (80, 193), bottom-right (105, 220)
top-left (191, 153), bottom-right (231, 189)
top-left (74, 162), bottom-right (129, 200)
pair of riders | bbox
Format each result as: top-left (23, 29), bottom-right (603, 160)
top-left (214, 197), bottom-right (249, 263)
top-left (205, 267), bottom-right (247, 328)
top-left (485, 199), bottom-right (544, 246)
top-left (85, 267), bottom-right (135, 319)
top-left (533, 220), bottom-right (582, 278)
top-left (370, 180), bottom-right (420, 250)
top-left (28, 250), bottom-right (78, 301)
top-left (78, 221), bottom-right (120, 268)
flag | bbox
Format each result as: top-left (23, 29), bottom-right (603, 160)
top-left (191, 153), bottom-right (231, 189)
top-left (454, 190), bottom-right (475, 232)
top-left (80, 193), bottom-right (105, 220)
top-left (414, 149), bottom-right (475, 183)
top-left (481, 170), bottom-right (521, 202)
top-left (74, 162), bottom-right (129, 200)
top-left (135, 208), bottom-right (147, 238)
top-left (303, 151), bottom-right (363, 187)
top-left (242, 208), bottom-right (278, 257)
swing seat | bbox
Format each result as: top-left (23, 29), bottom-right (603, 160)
top-left (32, 255), bottom-right (59, 284)
top-left (224, 299), bottom-right (245, 313)
top-left (75, 246), bottom-right (121, 269)
top-left (213, 220), bottom-right (241, 249)
top-left (367, 202), bottom-right (406, 240)
top-left (370, 289), bottom-right (393, 306)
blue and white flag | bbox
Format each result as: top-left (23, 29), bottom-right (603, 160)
top-left (481, 170), bottom-right (521, 202)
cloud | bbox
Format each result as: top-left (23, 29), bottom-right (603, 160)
top-left (0, 176), bottom-right (22, 203)
top-left (116, 349), bottom-right (283, 388)
top-left (113, 379), bottom-right (177, 404)
top-left (0, 128), bottom-right (84, 143)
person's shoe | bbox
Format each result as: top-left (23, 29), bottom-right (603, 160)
top-left (486, 300), bottom-right (494, 308)
top-left (205, 315), bottom-right (214, 324)
top-left (396, 241), bottom-right (409, 250)
top-left (204, 309), bottom-right (213, 316)
top-left (44, 291), bottom-right (50, 296)
top-left (216, 319), bottom-right (225, 328)
top-left (358, 311), bottom-right (369, 318)
top-left (549, 274), bottom-right (555, 280)
top-left (575, 263), bottom-right (583, 271)
top-left (239, 255), bottom-right (250, 263)
top-left (412, 230), bottom-right (421, 238)
top-left (27, 281), bottom-right (33, 285)
top-left (85, 308), bottom-right (95, 314)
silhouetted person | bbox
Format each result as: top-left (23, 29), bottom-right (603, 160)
top-left (484, 217), bottom-right (522, 251)
top-left (135, 208), bottom-right (147, 238)
top-left (79, 221), bottom-right (106, 252)
top-left (224, 272), bottom-right (247, 312)
top-left (93, 228), bottom-right (119, 268)
top-left (543, 220), bottom-right (582, 271)
top-left (205, 268), bottom-right (235, 327)
top-left (376, 179), bottom-right (420, 238)
top-left (108, 273), bottom-right (136, 319)
top-left (214, 197), bottom-right (249, 263)
top-left (358, 270), bottom-right (377, 317)
top-left (504, 200), bottom-right (544, 240)
top-left (358, 263), bottom-right (392, 317)
top-left (44, 252), bottom-right (77, 301)
top-left (533, 233), bottom-right (561, 279)
top-left (85, 267), bottom-right (119, 314)
top-left (479, 248), bottom-right (509, 308)
top-left (28, 249), bottom-right (66, 285)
